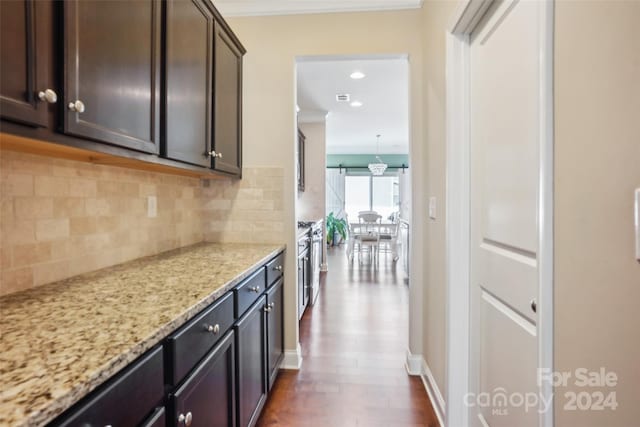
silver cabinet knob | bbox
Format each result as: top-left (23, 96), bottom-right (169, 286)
top-left (274, 265), bottom-right (283, 272)
top-left (208, 150), bottom-right (218, 157)
top-left (304, 256), bottom-right (309, 261)
top-left (216, 152), bottom-right (223, 158)
top-left (38, 89), bottom-right (57, 104)
top-left (263, 305), bottom-right (272, 313)
top-left (68, 100), bottom-right (85, 113)
top-left (249, 286), bottom-right (260, 293)
top-left (531, 299), bottom-right (537, 313)
top-left (205, 323), bottom-right (220, 334)
top-left (178, 412), bottom-right (193, 426)
top-left (269, 302), bottom-right (275, 308)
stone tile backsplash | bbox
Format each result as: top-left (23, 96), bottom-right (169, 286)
top-left (0, 149), bottom-right (285, 296)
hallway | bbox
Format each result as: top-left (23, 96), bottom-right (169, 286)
top-left (256, 247), bottom-right (438, 427)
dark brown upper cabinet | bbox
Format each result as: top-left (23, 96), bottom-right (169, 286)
top-left (297, 128), bottom-right (306, 191)
top-left (164, 0), bottom-right (214, 168)
top-left (0, 0), bottom-right (245, 179)
top-left (212, 21), bottom-right (244, 176)
top-left (63, 0), bottom-right (161, 153)
top-left (0, 0), bottom-right (53, 127)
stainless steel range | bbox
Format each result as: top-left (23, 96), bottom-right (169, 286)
top-left (309, 221), bottom-right (323, 305)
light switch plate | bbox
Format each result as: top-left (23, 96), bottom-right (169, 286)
top-left (635, 189), bottom-right (639, 262)
top-left (147, 195), bottom-right (157, 218)
top-left (429, 196), bottom-right (437, 220)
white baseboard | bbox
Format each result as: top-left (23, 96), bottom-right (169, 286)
top-left (421, 358), bottom-right (446, 427)
top-left (405, 348), bottom-right (423, 376)
top-left (280, 343), bottom-right (303, 370)
top-left (406, 349), bottom-right (445, 427)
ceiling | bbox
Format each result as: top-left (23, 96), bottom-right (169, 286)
top-left (213, 0), bottom-right (422, 17)
top-left (296, 56), bottom-right (409, 155)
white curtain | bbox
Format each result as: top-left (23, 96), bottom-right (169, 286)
top-left (325, 168), bottom-right (346, 220)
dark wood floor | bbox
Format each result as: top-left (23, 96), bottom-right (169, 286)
top-left (256, 246), bottom-right (439, 427)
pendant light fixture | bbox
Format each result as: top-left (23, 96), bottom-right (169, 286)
top-left (368, 134), bottom-right (388, 176)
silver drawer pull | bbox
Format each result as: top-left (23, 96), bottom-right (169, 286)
top-left (274, 265), bottom-right (283, 271)
top-left (38, 88), bottom-right (57, 104)
top-left (263, 306), bottom-right (272, 313)
top-left (204, 324), bottom-right (220, 334)
top-left (249, 286), bottom-right (260, 293)
top-left (269, 302), bottom-right (275, 308)
top-left (178, 411), bottom-right (193, 426)
top-left (68, 99), bottom-right (85, 113)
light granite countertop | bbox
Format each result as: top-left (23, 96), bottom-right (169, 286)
top-left (0, 242), bottom-right (285, 427)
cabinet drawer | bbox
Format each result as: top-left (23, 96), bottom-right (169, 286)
top-left (265, 252), bottom-right (284, 287)
top-left (166, 291), bottom-right (235, 386)
top-left (235, 268), bottom-right (266, 318)
top-left (54, 346), bottom-right (164, 427)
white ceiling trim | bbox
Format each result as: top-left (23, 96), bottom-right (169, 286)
top-left (298, 110), bottom-right (329, 124)
top-left (214, 0), bottom-right (423, 17)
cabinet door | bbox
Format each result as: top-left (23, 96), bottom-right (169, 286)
top-left (297, 254), bottom-right (305, 320)
top-left (63, 0), bottom-right (161, 153)
top-left (164, 0), bottom-right (214, 167)
top-left (212, 22), bottom-right (243, 176)
top-left (266, 278), bottom-right (284, 390)
top-left (171, 331), bottom-right (236, 427)
top-left (0, 0), bottom-right (52, 127)
top-left (235, 297), bottom-right (267, 427)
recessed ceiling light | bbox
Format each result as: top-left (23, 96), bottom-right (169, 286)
top-left (350, 71), bottom-right (366, 80)
top-left (350, 101), bottom-right (363, 108)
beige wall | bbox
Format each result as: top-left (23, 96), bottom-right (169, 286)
top-left (297, 121), bottom-right (326, 222)
top-left (554, 1), bottom-right (640, 425)
top-left (227, 8), bottom-right (426, 358)
top-left (420, 0), bottom-right (458, 403)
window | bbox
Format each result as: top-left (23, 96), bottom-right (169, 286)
top-left (344, 174), bottom-right (399, 221)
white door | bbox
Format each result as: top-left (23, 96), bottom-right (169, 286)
top-left (469, 1), bottom-right (546, 426)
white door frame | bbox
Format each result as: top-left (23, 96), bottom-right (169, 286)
top-left (444, 1), bottom-right (555, 426)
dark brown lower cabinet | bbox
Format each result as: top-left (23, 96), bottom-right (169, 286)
top-left (235, 296), bottom-right (267, 427)
top-left (266, 279), bottom-right (284, 391)
top-left (170, 330), bottom-right (236, 427)
top-left (141, 407), bottom-right (166, 427)
top-left (53, 346), bottom-right (164, 427)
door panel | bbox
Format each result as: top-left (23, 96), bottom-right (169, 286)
top-left (479, 291), bottom-right (537, 427)
top-left (470, 1), bottom-right (542, 426)
top-left (64, 0), bottom-right (160, 153)
top-left (213, 22), bottom-right (242, 176)
top-left (0, 0), bottom-right (52, 127)
top-left (266, 278), bottom-right (284, 390)
top-left (164, 0), bottom-right (213, 167)
top-left (235, 297), bottom-right (267, 427)
top-left (171, 331), bottom-right (236, 427)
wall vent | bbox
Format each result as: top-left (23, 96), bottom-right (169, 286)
top-left (335, 93), bottom-right (350, 102)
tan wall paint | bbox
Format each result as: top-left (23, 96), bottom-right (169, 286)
top-left (554, 1), bottom-right (640, 425)
top-left (226, 8), bottom-right (426, 358)
top-left (297, 121), bottom-right (326, 222)
top-left (420, 0), bottom-right (458, 402)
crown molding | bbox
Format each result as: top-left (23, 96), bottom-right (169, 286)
top-left (213, 0), bottom-right (424, 17)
